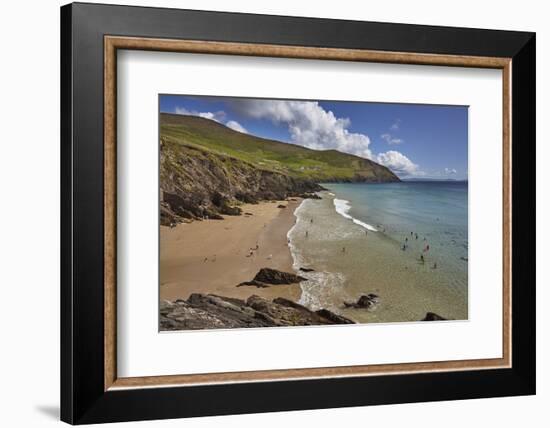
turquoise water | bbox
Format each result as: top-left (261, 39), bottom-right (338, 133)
top-left (327, 181), bottom-right (468, 281)
top-left (288, 182), bottom-right (468, 323)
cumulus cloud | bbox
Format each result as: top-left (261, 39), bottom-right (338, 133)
top-left (444, 167), bottom-right (457, 175)
top-left (376, 150), bottom-right (421, 176)
top-left (173, 100), bottom-right (426, 178)
top-left (174, 107), bottom-right (226, 123)
top-left (173, 106), bottom-right (247, 133)
top-left (230, 99), bottom-right (373, 159)
top-left (226, 120), bottom-right (248, 134)
top-left (381, 133), bottom-right (403, 145)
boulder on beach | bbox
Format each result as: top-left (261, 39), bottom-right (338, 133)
top-left (421, 312), bottom-right (448, 321)
top-left (299, 267), bottom-right (315, 272)
top-left (253, 268), bottom-right (307, 285)
top-left (344, 293), bottom-right (379, 310)
top-left (236, 280), bottom-right (270, 288)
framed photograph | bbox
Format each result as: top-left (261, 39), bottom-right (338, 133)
top-left (61, 2), bottom-right (536, 424)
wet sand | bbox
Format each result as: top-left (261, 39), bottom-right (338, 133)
top-left (160, 199), bottom-right (302, 302)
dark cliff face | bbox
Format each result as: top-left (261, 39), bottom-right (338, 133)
top-left (160, 140), bottom-right (322, 225)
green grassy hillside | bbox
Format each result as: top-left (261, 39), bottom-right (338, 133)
top-left (160, 113), bottom-right (399, 183)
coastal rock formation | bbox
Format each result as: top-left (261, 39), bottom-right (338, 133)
top-left (299, 267), bottom-right (315, 272)
top-left (237, 268), bottom-right (307, 288)
top-left (236, 280), bottom-right (270, 288)
top-left (160, 113), bottom-right (399, 226)
top-left (253, 268), bottom-right (307, 285)
top-left (160, 294), bottom-right (354, 330)
top-left (344, 293), bottom-right (380, 310)
top-left (160, 139), bottom-right (322, 226)
top-left (421, 312), bottom-right (448, 321)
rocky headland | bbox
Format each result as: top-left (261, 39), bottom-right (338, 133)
top-left (159, 113), bottom-right (399, 226)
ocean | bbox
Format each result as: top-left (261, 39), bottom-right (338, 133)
top-left (287, 181), bottom-right (468, 323)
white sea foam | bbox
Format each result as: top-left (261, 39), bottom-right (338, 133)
top-left (287, 199), bottom-right (347, 310)
top-left (333, 198), bottom-right (378, 231)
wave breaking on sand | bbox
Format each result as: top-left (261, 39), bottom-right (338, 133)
top-left (333, 198), bottom-right (378, 232)
top-left (287, 199), bottom-right (348, 311)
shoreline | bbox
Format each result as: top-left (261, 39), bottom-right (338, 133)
top-left (290, 187), bottom-right (468, 322)
top-left (160, 199), bottom-right (303, 303)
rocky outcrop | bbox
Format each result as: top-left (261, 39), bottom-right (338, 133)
top-left (160, 294), bottom-right (355, 330)
top-left (344, 294), bottom-right (380, 310)
top-left (237, 280), bottom-right (270, 288)
top-left (253, 268), bottom-right (307, 285)
top-left (237, 268), bottom-right (307, 289)
top-left (421, 312), bottom-right (448, 321)
top-left (160, 141), bottom-right (323, 226)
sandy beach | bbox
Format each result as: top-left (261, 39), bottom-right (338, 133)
top-left (160, 199), bottom-right (302, 302)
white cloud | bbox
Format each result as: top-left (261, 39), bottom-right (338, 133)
top-left (174, 107), bottom-right (226, 123)
top-left (376, 150), bottom-right (421, 176)
top-left (444, 167), bottom-right (457, 175)
top-left (173, 106), bottom-right (247, 133)
top-left (173, 100), bottom-right (426, 178)
top-left (230, 99), bottom-right (373, 159)
top-left (381, 133), bottom-right (403, 145)
top-left (226, 120), bottom-right (248, 134)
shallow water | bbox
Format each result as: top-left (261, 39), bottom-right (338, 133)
top-left (288, 182), bottom-right (468, 323)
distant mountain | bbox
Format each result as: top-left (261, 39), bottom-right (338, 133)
top-left (159, 113), bottom-right (399, 225)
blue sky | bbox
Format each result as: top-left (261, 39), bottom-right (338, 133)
top-left (160, 94), bottom-right (468, 180)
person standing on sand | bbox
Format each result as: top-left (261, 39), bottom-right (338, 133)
top-left (306, 230), bottom-right (309, 238)
top-left (342, 247), bottom-right (346, 253)
top-left (420, 254), bottom-right (425, 264)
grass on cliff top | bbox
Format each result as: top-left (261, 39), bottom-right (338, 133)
top-left (160, 113), bottom-right (398, 181)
